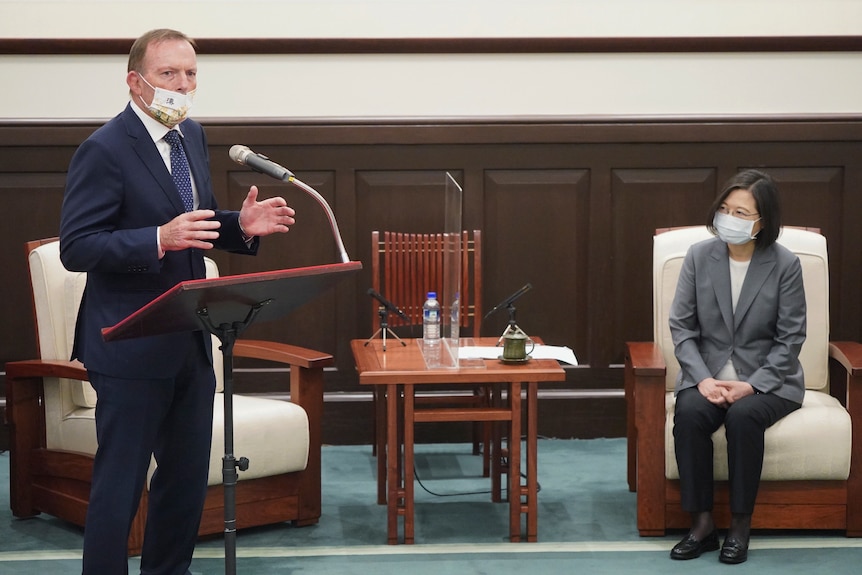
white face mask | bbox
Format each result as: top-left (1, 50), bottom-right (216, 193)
top-left (713, 211), bottom-right (760, 245)
top-left (138, 74), bottom-right (195, 127)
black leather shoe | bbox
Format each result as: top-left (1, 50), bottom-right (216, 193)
top-left (670, 530), bottom-right (720, 560)
top-left (719, 536), bottom-right (749, 564)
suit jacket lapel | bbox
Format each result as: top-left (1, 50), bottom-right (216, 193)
top-left (734, 246), bottom-right (776, 329)
top-left (707, 240), bottom-right (735, 335)
top-left (121, 104), bottom-right (187, 214)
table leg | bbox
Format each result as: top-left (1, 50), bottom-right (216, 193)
top-left (491, 383), bottom-right (503, 503)
top-left (376, 386), bottom-right (387, 505)
top-left (508, 382), bottom-right (522, 542)
top-left (404, 383), bottom-right (415, 544)
top-left (386, 383), bottom-right (399, 544)
top-left (526, 382), bottom-right (538, 542)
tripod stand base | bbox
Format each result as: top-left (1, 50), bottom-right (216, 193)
top-left (365, 327), bottom-right (406, 351)
top-left (497, 322), bottom-right (529, 345)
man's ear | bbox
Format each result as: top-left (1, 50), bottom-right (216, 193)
top-left (127, 70), bottom-right (143, 98)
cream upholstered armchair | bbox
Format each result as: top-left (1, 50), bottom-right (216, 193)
top-left (625, 226), bottom-right (862, 536)
top-left (6, 238), bottom-right (330, 555)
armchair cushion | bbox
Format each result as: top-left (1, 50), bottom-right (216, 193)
top-left (664, 390), bottom-right (851, 481)
top-left (64, 270), bottom-right (97, 408)
top-left (207, 394), bottom-right (309, 484)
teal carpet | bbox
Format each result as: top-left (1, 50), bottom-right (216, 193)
top-left (2, 439), bottom-right (860, 574)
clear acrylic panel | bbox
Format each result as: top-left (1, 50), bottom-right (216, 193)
top-left (418, 172), bottom-right (463, 368)
top-left (439, 172), bottom-right (462, 367)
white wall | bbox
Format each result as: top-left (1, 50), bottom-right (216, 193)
top-left (1, 1), bottom-right (861, 120)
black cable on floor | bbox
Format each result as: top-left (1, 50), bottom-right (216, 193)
top-left (412, 438), bottom-right (542, 497)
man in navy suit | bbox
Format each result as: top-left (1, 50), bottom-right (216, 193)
top-left (59, 29), bottom-right (296, 575)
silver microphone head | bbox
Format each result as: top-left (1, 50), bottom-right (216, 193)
top-left (229, 144), bottom-right (252, 165)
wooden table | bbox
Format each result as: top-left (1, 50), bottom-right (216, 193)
top-left (351, 337), bottom-right (566, 544)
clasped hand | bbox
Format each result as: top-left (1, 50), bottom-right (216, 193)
top-left (698, 377), bottom-right (755, 408)
top-left (159, 185), bottom-right (295, 252)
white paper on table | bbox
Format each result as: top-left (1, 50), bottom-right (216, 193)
top-left (458, 344), bottom-right (578, 365)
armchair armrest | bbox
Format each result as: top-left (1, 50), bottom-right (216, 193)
top-left (827, 341), bottom-right (862, 410)
top-left (829, 340), bottom-right (862, 534)
top-left (6, 359), bottom-right (88, 382)
top-left (5, 359), bottom-right (89, 444)
top-left (624, 342), bottom-right (669, 530)
top-left (5, 359), bottom-right (91, 518)
top-left (829, 341), bottom-right (862, 377)
top-left (232, 339), bottom-right (332, 442)
top-left (6, 359), bottom-right (89, 448)
top-left (626, 342), bottom-right (667, 376)
top-left (625, 342), bottom-right (668, 435)
top-left (233, 340), bottom-right (333, 370)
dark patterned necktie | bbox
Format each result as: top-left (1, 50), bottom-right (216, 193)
top-left (163, 130), bottom-right (194, 212)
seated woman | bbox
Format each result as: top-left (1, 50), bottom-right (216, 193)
top-left (668, 169), bottom-right (805, 564)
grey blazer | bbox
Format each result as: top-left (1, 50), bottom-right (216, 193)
top-left (669, 236), bottom-right (806, 404)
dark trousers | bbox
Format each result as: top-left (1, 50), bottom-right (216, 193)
top-left (673, 387), bottom-right (800, 515)
top-left (82, 334), bottom-right (216, 575)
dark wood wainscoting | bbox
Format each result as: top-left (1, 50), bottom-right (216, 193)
top-left (2, 116), bottom-right (861, 446)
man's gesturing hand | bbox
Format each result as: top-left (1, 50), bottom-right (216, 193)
top-left (238, 185), bottom-right (296, 237)
top-left (159, 210), bottom-right (221, 252)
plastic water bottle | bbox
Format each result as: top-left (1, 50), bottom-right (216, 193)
top-left (422, 291), bottom-right (441, 344)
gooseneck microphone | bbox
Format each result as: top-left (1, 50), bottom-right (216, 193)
top-left (229, 145), bottom-right (350, 263)
top-left (367, 288), bottom-right (410, 322)
top-left (229, 145), bottom-right (294, 181)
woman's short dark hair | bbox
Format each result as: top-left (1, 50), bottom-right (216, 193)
top-left (706, 169), bottom-right (782, 249)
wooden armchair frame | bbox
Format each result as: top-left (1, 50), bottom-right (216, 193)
top-left (625, 227), bottom-right (862, 536)
top-left (6, 238), bottom-right (332, 555)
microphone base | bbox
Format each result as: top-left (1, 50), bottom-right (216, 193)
top-left (364, 327), bottom-right (407, 352)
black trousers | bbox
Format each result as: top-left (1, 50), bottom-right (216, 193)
top-left (82, 332), bottom-right (216, 575)
top-left (673, 387), bottom-right (800, 515)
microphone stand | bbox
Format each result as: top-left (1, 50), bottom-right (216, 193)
top-left (223, 150), bottom-right (358, 574)
top-left (364, 289), bottom-right (409, 352)
top-left (197, 300), bottom-right (271, 575)
top-left (365, 306), bottom-right (406, 351)
top-left (497, 302), bottom-right (524, 345)
top-left (484, 283), bottom-right (532, 345)
top-left (230, 147), bottom-right (350, 264)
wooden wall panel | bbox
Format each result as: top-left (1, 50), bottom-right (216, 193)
top-left (2, 117), bottom-right (862, 445)
top-left (221, 169), bottom-right (347, 367)
top-left (0, 172), bottom-right (68, 360)
top-left (482, 169), bottom-right (590, 363)
top-left (751, 166), bottom-right (845, 336)
top-left (611, 168), bottom-right (718, 363)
